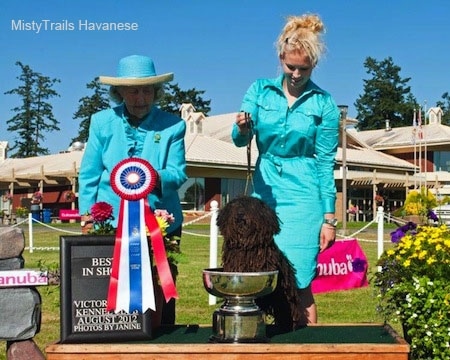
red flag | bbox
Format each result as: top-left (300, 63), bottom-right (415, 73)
top-left (411, 109), bottom-right (417, 144)
top-left (418, 107), bottom-right (423, 139)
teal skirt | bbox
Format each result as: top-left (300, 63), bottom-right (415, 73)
top-left (253, 154), bottom-right (322, 289)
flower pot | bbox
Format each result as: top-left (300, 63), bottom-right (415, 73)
top-left (402, 215), bottom-right (426, 225)
top-left (401, 323), bottom-right (412, 345)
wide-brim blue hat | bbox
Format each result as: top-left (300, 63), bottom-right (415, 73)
top-left (99, 55), bottom-right (173, 86)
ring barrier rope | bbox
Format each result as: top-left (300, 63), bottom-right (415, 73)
top-left (9, 208), bottom-right (215, 252)
top-left (182, 211), bottom-right (212, 227)
top-left (8, 205), bottom-right (396, 254)
top-left (336, 219), bottom-right (377, 241)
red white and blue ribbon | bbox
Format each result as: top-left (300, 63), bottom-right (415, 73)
top-left (107, 158), bottom-right (178, 313)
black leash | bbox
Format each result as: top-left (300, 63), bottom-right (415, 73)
top-left (244, 112), bottom-right (254, 195)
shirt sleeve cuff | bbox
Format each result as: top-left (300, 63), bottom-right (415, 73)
top-left (322, 198), bottom-right (336, 214)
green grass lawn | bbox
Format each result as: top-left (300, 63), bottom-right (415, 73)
top-left (0, 221), bottom-right (398, 359)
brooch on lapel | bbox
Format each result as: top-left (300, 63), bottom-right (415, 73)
top-left (154, 134), bottom-right (161, 143)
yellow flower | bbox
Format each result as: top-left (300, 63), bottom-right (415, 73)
top-left (402, 238), bottom-right (413, 249)
top-left (417, 250), bottom-right (427, 260)
top-left (445, 294), bottom-right (450, 306)
top-left (376, 224), bottom-right (450, 359)
top-left (156, 216), bottom-right (169, 237)
top-left (403, 187), bottom-right (437, 215)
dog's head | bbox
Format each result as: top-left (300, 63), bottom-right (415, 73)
top-left (217, 196), bottom-right (280, 249)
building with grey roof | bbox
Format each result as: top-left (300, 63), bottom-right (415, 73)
top-left (0, 105), bottom-right (448, 223)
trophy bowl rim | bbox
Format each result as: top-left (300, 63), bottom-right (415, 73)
top-left (202, 267), bottom-right (279, 298)
top-left (203, 267), bottom-right (279, 277)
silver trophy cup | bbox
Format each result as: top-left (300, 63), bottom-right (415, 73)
top-left (202, 268), bottom-right (278, 343)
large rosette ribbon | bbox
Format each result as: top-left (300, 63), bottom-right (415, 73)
top-left (107, 158), bottom-right (178, 313)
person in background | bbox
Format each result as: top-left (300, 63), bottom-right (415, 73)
top-left (348, 203), bottom-right (358, 222)
top-left (78, 55), bottom-right (187, 324)
top-left (232, 14), bottom-right (340, 326)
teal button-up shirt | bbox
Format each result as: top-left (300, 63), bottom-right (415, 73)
top-left (232, 76), bottom-right (339, 214)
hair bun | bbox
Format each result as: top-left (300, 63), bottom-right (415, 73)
top-left (288, 14), bottom-right (324, 34)
top-left (276, 13), bottom-right (326, 65)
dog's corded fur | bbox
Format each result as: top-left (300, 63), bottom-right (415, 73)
top-left (217, 195), bottom-right (306, 331)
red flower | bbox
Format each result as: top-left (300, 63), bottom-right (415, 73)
top-left (90, 201), bottom-right (114, 223)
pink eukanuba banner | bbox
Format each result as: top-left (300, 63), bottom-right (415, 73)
top-left (312, 239), bottom-right (369, 294)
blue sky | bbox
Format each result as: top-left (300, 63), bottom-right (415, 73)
top-left (1, 0), bottom-right (449, 154)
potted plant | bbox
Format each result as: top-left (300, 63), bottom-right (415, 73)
top-left (15, 206), bottom-right (29, 221)
top-left (398, 187), bottom-right (438, 224)
top-left (374, 194), bottom-right (384, 206)
top-left (2, 192), bottom-right (13, 202)
top-left (31, 191), bottom-right (43, 204)
top-left (374, 223), bottom-right (450, 359)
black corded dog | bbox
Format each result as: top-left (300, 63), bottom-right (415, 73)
top-left (217, 195), bottom-right (306, 331)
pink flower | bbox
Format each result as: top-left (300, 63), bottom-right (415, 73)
top-left (154, 209), bottom-right (175, 224)
top-left (90, 201), bottom-right (114, 222)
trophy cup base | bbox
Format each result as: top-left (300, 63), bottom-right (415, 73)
top-left (210, 310), bottom-right (269, 343)
top-left (202, 269), bottom-right (278, 344)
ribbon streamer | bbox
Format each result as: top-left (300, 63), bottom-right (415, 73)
top-left (106, 157), bottom-right (177, 313)
top-left (144, 198), bottom-right (178, 302)
top-left (107, 198), bottom-right (156, 313)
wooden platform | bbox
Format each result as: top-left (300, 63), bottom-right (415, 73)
top-left (45, 323), bottom-right (410, 360)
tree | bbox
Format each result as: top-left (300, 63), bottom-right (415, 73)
top-left (436, 92), bottom-right (450, 126)
top-left (159, 83), bottom-right (211, 116)
top-left (5, 61), bottom-right (61, 157)
top-left (73, 81), bottom-right (211, 143)
top-left (355, 57), bottom-right (417, 130)
top-left (72, 78), bottom-right (110, 144)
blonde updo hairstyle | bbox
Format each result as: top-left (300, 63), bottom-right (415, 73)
top-left (108, 85), bottom-right (164, 104)
top-left (276, 14), bottom-right (326, 66)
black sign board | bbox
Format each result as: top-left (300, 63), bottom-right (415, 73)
top-left (60, 235), bottom-right (153, 343)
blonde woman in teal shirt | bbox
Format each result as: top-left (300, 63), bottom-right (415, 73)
top-left (232, 14), bottom-right (340, 325)
top-left (79, 55), bottom-right (187, 324)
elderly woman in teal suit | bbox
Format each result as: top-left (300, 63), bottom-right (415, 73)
top-left (79, 55), bottom-right (187, 233)
top-left (78, 55), bottom-right (187, 324)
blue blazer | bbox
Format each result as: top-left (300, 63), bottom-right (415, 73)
top-left (79, 104), bottom-right (188, 232)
